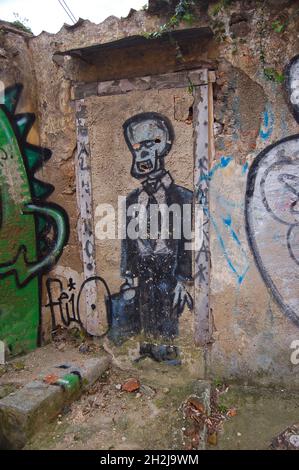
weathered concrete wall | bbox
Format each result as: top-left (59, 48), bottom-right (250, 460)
top-left (205, 1), bottom-right (299, 388)
top-left (1, 0), bottom-right (299, 387)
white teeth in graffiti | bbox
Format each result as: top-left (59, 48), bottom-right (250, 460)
top-left (137, 160), bottom-right (153, 172)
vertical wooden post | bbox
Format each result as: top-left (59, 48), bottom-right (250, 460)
top-left (193, 79), bottom-right (211, 346)
top-left (75, 100), bottom-right (101, 336)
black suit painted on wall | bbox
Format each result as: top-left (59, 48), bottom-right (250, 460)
top-left (121, 171), bottom-right (193, 340)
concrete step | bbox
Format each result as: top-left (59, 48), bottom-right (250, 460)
top-left (0, 355), bottom-right (111, 449)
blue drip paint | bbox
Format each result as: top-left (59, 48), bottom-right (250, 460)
top-left (242, 162), bottom-right (248, 175)
top-left (205, 206), bottom-right (249, 285)
top-left (223, 215), bottom-right (232, 226)
top-left (264, 109), bottom-right (269, 127)
top-left (259, 104), bottom-right (274, 141)
top-left (197, 152), bottom-right (249, 285)
top-left (231, 230), bottom-right (241, 246)
top-left (220, 156), bottom-right (232, 168)
top-left (200, 156), bottom-right (232, 182)
top-left (224, 218), bottom-right (242, 247)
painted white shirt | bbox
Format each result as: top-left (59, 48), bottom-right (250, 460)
top-left (137, 172), bottom-right (173, 255)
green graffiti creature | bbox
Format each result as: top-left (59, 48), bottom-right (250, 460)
top-left (0, 84), bottom-right (69, 356)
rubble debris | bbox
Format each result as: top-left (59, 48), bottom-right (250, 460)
top-left (182, 396), bottom-right (206, 450)
top-left (79, 343), bottom-right (90, 354)
top-left (181, 383), bottom-right (238, 449)
top-left (227, 407), bottom-right (237, 418)
top-left (12, 361), bottom-right (25, 371)
top-left (208, 432), bottom-right (217, 446)
top-left (187, 397), bottom-right (205, 413)
top-left (121, 378), bottom-right (140, 393)
top-left (136, 343), bottom-right (181, 365)
top-left (271, 424), bottom-right (299, 450)
top-left (43, 374), bottom-right (59, 385)
top-left (139, 384), bottom-right (156, 398)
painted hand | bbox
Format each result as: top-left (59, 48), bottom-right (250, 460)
top-left (172, 281), bottom-right (193, 312)
top-left (123, 271), bottom-right (134, 287)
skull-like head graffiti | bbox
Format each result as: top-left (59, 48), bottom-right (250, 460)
top-left (123, 112), bottom-right (174, 179)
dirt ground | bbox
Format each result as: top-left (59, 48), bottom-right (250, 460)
top-left (25, 366), bottom-right (193, 450)
top-left (208, 385), bottom-right (299, 450)
top-left (1, 333), bottom-right (299, 450)
top-left (0, 331), bottom-right (205, 450)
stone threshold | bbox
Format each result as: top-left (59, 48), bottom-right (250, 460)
top-left (0, 355), bottom-right (111, 449)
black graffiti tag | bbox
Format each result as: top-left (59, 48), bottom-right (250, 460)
top-left (46, 275), bottom-right (111, 331)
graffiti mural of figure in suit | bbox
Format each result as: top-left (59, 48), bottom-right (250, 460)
top-left (118, 112), bottom-right (193, 359)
